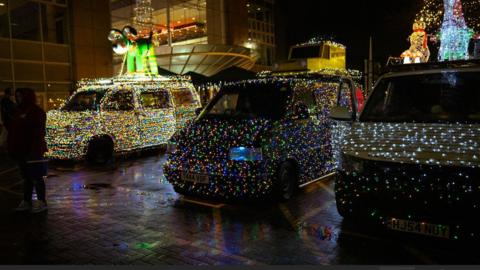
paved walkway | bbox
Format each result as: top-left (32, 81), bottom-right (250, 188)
top-left (0, 152), bottom-right (479, 265)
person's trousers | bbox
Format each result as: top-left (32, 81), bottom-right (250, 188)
top-left (17, 160), bottom-right (46, 204)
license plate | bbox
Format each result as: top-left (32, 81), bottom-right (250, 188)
top-left (181, 172), bottom-right (209, 184)
top-left (387, 218), bottom-right (450, 239)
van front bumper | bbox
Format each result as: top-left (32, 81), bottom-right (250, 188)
top-left (336, 154), bottom-right (480, 240)
top-left (163, 161), bottom-right (274, 200)
top-left (45, 142), bottom-right (86, 161)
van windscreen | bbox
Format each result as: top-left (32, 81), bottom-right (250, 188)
top-left (202, 83), bottom-right (292, 120)
top-left (62, 90), bottom-right (105, 112)
top-left (361, 71), bottom-right (480, 123)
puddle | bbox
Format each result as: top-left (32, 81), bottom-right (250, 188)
top-left (83, 183), bottom-right (113, 191)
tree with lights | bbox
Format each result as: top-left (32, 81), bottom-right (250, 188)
top-left (416, 0), bottom-right (480, 33)
top-left (437, 0), bottom-right (474, 61)
top-left (415, 0), bottom-right (480, 61)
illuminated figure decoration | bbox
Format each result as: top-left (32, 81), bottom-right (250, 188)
top-left (108, 26), bottom-right (159, 75)
top-left (45, 75), bottom-right (201, 162)
top-left (289, 38), bottom-right (347, 70)
top-left (401, 21), bottom-right (431, 64)
top-left (108, 0), bottom-right (158, 75)
top-left (438, 0), bottom-right (474, 61)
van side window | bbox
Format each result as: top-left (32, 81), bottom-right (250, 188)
top-left (62, 90), bottom-right (105, 112)
top-left (294, 88), bottom-right (316, 113)
top-left (140, 91), bottom-right (172, 109)
top-left (171, 88), bottom-right (199, 107)
top-left (313, 82), bottom-right (339, 116)
top-left (338, 82), bottom-right (353, 113)
top-left (102, 90), bottom-right (135, 111)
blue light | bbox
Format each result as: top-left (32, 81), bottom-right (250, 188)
top-left (229, 147), bottom-right (263, 161)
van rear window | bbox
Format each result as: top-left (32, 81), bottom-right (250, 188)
top-left (361, 71), bottom-right (480, 123)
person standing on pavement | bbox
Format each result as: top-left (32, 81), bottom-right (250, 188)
top-left (7, 88), bottom-right (48, 213)
top-left (1, 88), bottom-right (16, 131)
top-left (0, 88), bottom-right (16, 148)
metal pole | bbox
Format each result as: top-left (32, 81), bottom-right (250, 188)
top-left (368, 36), bottom-right (373, 94)
top-left (7, 0), bottom-right (16, 91)
top-left (39, 1), bottom-right (48, 110)
top-left (364, 59), bottom-right (368, 94)
top-left (166, 0), bottom-right (172, 46)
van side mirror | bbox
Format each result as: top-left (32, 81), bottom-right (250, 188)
top-left (293, 103), bottom-right (310, 120)
top-left (330, 106), bottom-right (354, 121)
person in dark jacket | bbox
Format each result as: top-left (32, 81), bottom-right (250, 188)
top-left (1, 88), bottom-right (16, 131)
top-left (8, 88), bottom-right (48, 213)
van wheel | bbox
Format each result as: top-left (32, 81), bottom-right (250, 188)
top-left (86, 137), bottom-right (114, 165)
top-left (274, 162), bottom-right (297, 201)
top-left (336, 200), bottom-right (351, 218)
top-left (334, 178), bottom-right (358, 220)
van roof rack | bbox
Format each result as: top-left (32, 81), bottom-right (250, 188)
top-left (77, 74), bottom-right (191, 87)
top-left (383, 59), bottom-right (480, 74)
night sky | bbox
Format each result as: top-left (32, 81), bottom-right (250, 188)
top-left (275, 0), bottom-right (421, 70)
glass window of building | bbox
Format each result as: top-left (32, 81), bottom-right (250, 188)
top-left (41, 3), bottom-right (68, 44)
top-left (10, 0), bottom-right (41, 41)
top-left (0, 1), bottom-right (9, 38)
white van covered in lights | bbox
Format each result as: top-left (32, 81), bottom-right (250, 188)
top-left (46, 74), bottom-right (201, 163)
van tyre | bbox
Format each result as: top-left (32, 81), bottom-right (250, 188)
top-left (274, 162), bottom-right (297, 201)
top-left (336, 199), bottom-right (351, 219)
top-left (334, 184), bottom-right (354, 219)
top-left (86, 137), bottom-right (114, 165)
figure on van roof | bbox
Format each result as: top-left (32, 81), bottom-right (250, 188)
top-left (108, 26), bottom-right (159, 76)
top-left (401, 20), bottom-right (431, 64)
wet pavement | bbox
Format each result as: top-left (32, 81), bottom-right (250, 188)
top-left (0, 150), bottom-right (479, 265)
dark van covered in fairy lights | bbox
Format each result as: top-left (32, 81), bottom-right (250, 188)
top-left (164, 72), bottom-right (362, 201)
top-left (331, 60), bottom-right (480, 240)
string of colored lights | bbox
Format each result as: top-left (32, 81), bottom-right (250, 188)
top-left (438, 0), bottom-right (475, 61)
top-left (416, 0), bottom-right (480, 34)
top-left (295, 37), bottom-right (347, 49)
top-left (336, 121), bottom-right (480, 240)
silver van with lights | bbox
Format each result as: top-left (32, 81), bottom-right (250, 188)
top-left (46, 75), bottom-right (201, 163)
top-left (331, 60), bottom-right (480, 240)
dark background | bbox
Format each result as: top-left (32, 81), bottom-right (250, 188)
top-left (275, 0), bottom-right (421, 70)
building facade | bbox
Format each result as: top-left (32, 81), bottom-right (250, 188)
top-left (110, 0), bottom-right (276, 76)
top-left (247, 0), bottom-right (275, 70)
top-left (0, 0), bottom-right (112, 111)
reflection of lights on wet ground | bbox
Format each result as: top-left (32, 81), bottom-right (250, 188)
top-left (70, 183), bottom-right (85, 191)
top-left (212, 208), bottom-right (226, 252)
top-left (135, 242), bottom-right (156, 250)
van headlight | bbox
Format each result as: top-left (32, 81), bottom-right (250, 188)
top-left (167, 142), bottom-right (177, 154)
top-left (229, 147), bottom-right (263, 161)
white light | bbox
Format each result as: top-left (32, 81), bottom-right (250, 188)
top-left (113, 44), bottom-right (128, 55)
